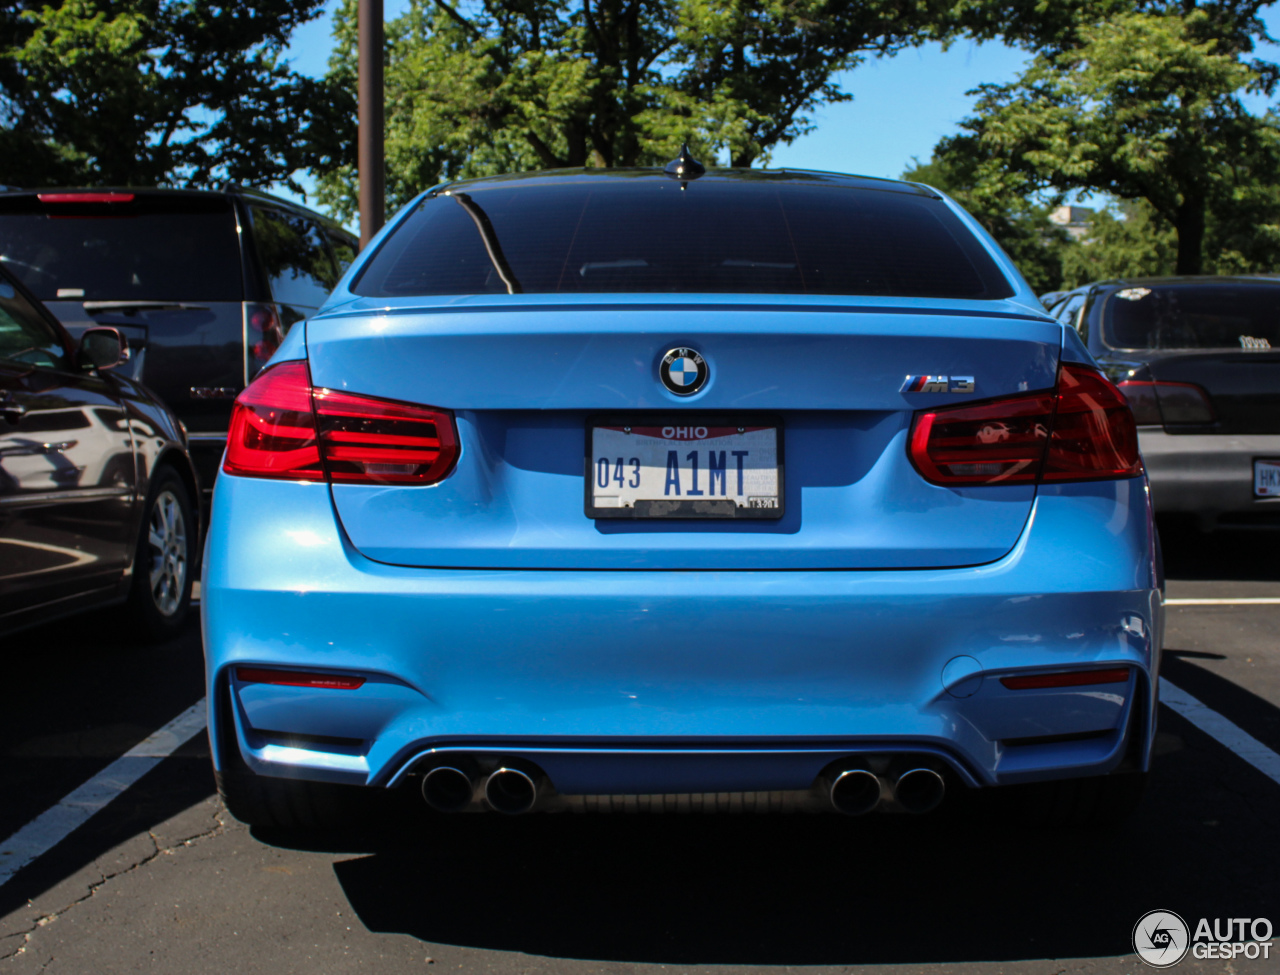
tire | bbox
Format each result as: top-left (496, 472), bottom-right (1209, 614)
top-left (125, 467), bottom-right (194, 642)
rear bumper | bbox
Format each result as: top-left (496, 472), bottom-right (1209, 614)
top-left (202, 474), bottom-right (1161, 793)
top-left (1141, 429), bottom-right (1280, 519)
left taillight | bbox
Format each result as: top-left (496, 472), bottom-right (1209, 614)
top-left (909, 362), bottom-right (1143, 486)
top-left (223, 360), bottom-right (459, 485)
top-left (223, 361), bottom-right (323, 480)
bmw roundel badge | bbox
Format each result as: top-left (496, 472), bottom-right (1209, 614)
top-left (660, 347), bottom-right (709, 395)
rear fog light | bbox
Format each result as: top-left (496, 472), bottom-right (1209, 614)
top-left (1000, 668), bottom-right (1131, 690)
top-left (236, 667), bottom-right (366, 690)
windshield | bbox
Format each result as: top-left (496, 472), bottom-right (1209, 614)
top-left (0, 197), bottom-right (243, 302)
top-left (1102, 282), bottom-right (1280, 351)
top-left (352, 177), bottom-right (1013, 300)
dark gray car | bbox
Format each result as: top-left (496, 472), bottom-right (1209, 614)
top-left (0, 264), bottom-right (200, 639)
top-left (1047, 276), bottom-right (1280, 529)
top-left (0, 187), bottom-right (356, 497)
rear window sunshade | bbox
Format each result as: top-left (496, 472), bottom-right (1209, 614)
top-left (0, 194), bottom-right (243, 302)
top-left (352, 178), bottom-right (1014, 301)
top-left (1103, 282), bottom-right (1280, 351)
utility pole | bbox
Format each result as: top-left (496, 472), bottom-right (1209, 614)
top-left (357, 0), bottom-right (384, 249)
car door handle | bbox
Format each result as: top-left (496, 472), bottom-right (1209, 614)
top-left (0, 396), bottom-right (26, 420)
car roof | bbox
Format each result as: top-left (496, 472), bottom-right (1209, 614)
top-left (436, 166), bottom-right (944, 199)
top-left (0, 185), bottom-right (353, 240)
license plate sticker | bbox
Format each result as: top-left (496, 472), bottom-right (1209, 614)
top-left (587, 421), bottom-right (783, 519)
top-left (1255, 458), bottom-right (1280, 497)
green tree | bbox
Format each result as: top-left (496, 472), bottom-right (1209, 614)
top-left (1058, 200), bottom-right (1176, 285)
top-left (318, 0), bottom-right (951, 222)
top-left (0, 0), bottom-right (355, 191)
top-left (933, 7), bottom-right (1280, 276)
top-left (1057, 184), bottom-right (1280, 286)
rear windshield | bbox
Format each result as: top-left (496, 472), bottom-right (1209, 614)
top-left (353, 178), bottom-right (1013, 300)
top-left (1103, 282), bottom-right (1280, 350)
top-left (0, 196), bottom-right (242, 302)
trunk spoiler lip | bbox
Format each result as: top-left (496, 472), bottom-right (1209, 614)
top-left (312, 296), bottom-right (1056, 325)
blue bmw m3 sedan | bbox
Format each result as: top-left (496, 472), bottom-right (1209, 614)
top-left (202, 160), bottom-right (1162, 828)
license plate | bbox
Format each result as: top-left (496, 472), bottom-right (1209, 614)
top-left (586, 417), bottom-right (783, 519)
top-left (1255, 458), bottom-right (1280, 497)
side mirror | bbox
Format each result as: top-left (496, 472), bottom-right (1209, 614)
top-left (77, 326), bottom-right (129, 371)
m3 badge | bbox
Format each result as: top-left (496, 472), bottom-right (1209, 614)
top-left (901, 375), bottom-right (976, 394)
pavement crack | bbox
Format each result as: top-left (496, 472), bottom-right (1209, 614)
top-left (1, 813), bottom-right (226, 964)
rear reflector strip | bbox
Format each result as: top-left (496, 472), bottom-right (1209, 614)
top-left (235, 667), bottom-right (365, 690)
top-left (36, 192), bottom-right (135, 204)
top-left (1000, 668), bottom-right (1131, 690)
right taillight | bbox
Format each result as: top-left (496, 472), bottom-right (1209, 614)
top-left (909, 362), bottom-right (1143, 486)
top-left (223, 360), bottom-right (459, 485)
top-left (1116, 380), bottom-right (1215, 425)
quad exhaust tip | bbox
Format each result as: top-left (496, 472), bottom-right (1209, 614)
top-left (485, 767), bottom-right (538, 815)
top-left (894, 767), bottom-right (946, 814)
top-left (421, 764), bottom-right (478, 813)
top-left (828, 767), bottom-right (882, 816)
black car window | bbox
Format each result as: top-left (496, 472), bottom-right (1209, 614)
top-left (250, 207), bottom-right (338, 307)
top-left (328, 234), bottom-right (356, 277)
top-left (0, 196), bottom-right (242, 302)
top-left (1103, 283), bottom-right (1280, 350)
top-left (353, 178), bottom-right (1014, 300)
top-left (1057, 294), bottom-right (1085, 330)
top-left (0, 276), bottom-right (67, 369)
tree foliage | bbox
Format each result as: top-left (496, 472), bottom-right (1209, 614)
top-left (933, 4), bottom-right (1280, 277)
top-left (318, 0), bottom-right (951, 222)
top-left (0, 0), bottom-right (355, 191)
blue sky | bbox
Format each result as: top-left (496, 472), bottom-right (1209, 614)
top-left (279, 1), bottom-right (1280, 220)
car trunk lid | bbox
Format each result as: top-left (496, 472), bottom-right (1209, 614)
top-left (305, 297), bottom-right (1062, 570)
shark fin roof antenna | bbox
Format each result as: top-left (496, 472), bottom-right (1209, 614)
top-left (664, 143), bottom-right (706, 189)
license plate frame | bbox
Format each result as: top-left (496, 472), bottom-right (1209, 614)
top-left (1254, 457), bottom-right (1280, 498)
top-left (585, 414), bottom-right (785, 519)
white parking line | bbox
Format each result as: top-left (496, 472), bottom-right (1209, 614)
top-left (1160, 678), bottom-right (1280, 787)
top-left (1165, 597), bottom-right (1280, 605)
top-left (0, 698), bottom-right (207, 888)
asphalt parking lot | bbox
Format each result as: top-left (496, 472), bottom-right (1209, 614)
top-left (2, 523), bottom-right (1278, 974)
